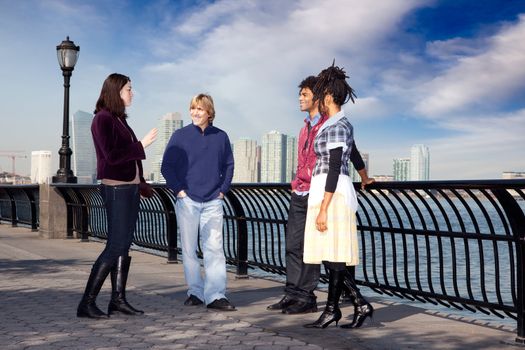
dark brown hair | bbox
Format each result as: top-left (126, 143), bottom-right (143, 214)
top-left (95, 73), bottom-right (130, 118)
top-left (313, 61), bottom-right (356, 112)
top-left (298, 76), bottom-right (317, 92)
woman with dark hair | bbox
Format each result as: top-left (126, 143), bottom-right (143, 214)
top-left (77, 73), bottom-right (158, 319)
top-left (303, 62), bottom-right (373, 329)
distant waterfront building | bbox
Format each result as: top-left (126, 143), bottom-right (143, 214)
top-left (350, 152), bottom-right (369, 182)
top-left (285, 135), bottom-right (297, 183)
top-left (71, 111), bottom-right (97, 184)
top-left (373, 174), bottom-right (394, 182)
top-left (393, 158), bottom-right (411, 181)
top-left (502, 171), bottom-right (525, 179)
top-left (261, 131), bottom-right (287, 183)
top-left (233, 138), bottom-right (259, 183)
top-left (31, 151), bottom-right (52, 184)
top-left (410, 144), bottom-right (430, 181)
top-left (256, 145), bottom-right (261, 182)
top-left (151, 112), bottom-right (183, 183)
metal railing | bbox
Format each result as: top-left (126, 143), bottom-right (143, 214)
top-left (0, 184), bottom-right (39, 230)
top-left (2, 181), bottom-right (525, 342)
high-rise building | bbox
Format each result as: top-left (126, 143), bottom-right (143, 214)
top-left (232, 138), bottom-right (259, 183)
top-left (31, 151), bottom-right (52, 184)
top-left (393, 158), bottom-right (410, 181)
top-left (502, 171), bottom-right (525, 179)
top-left (151, 112), bottom-right (183, 183)
top-left (285, 135), bottom-right (297, 183)
top-left (256, 145), bottom-right (261, 182)
top-left (373, 174), bottom-right (394, 182)
top-left (410, 144), bottom-right (430, 181)
top-left (261, 131), bottom-right (287, 183)
top-left (71, 110), bottom-right (97, 184)
top-left (350, 151), bottom-right (369, 182)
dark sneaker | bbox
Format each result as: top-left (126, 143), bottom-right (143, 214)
top-left (283, 300), bottom-right (317, 314)
top-left (267, 295), bottom-right (297, 310)
top-left (207, 298), bottom-right (236, 311)
top-left (184, 295), bottom-right (204, 306)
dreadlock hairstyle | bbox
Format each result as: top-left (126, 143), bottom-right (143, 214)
top-left (313, 60), bottom-right (356, 113)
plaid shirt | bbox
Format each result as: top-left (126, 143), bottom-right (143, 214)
top-left (313, 111), bottom-right (354, 177)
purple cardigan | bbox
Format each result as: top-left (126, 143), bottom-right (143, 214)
top-left (91, 109), bottom-right (146, 182)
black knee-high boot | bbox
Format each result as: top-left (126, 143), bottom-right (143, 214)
top-left (340, 272), bottom-right (373, 328)
top-left (77, 261), bottom-right (113, 319)
top-left (108, 256), bottom-right (144, 315)
top-left (304, 268), bottom-right (343, 328)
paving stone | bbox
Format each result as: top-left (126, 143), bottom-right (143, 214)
top-left (254, 345), bottom-right (289, 350)
top-left (2, 227), bottom-right (518, 350)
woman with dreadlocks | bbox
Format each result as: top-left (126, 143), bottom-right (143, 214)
top-left (303, 62), bottom-right (373, 329)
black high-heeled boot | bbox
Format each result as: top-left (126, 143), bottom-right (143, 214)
top-left (304, 269), bottom-right (343, 329)
top-left (340, 273), bottom-right (373, 328)
top-left (77, 261), bottom-right (113, 319)
top-left (108, 256), bottom-right (144, 315)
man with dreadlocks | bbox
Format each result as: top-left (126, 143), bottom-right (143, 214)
top-left (303, 62), bottom-right (374, 329)
top-left (267, 75), bottom-right (374, 315)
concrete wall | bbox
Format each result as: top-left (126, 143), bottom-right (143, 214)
top-left (38, 184), bottom-right (68, 238)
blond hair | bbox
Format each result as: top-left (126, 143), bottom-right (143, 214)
top-left (189, 93), bottom-right (215, 123)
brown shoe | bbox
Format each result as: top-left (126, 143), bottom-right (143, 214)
top-left (184, 295), bottom-right (203, 306)
top-left (267, 295), bottom-right (297, 310)
top-left (283, 300), bottom-right (317, 314)
top-left (207, 298), bottom-right (236, 311)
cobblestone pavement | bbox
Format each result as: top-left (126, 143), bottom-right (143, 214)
top-left (0, 226), bottom-right (518, 350)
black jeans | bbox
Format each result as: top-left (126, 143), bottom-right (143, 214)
top-left (94, 184), bottom-right (140, 267)
top-left (284, 193), bottom-right (320, 303)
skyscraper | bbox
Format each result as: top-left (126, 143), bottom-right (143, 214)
top-left (151, 112), bottom-right (183, 183)
top-left (350, 151), bottom-right (369, 182)
top-left (285, 135), bottom-right (297, 183)
top-left (31, 150), bottom-right (52, 184)
top-left (393, 158), bottom-right (410, 181)
top-left (410, 144), bottom-right (430, 180)
top-left (232, 138), bottom-right (259, 183)
top-left (261, 131), bottom-right (287, 183)
top-left (71, 110), bottom-right (97, 184)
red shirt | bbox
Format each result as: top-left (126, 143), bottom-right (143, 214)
top-left (291, 114), bottom-right (328, 192)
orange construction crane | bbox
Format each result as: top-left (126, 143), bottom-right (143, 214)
top-left (0, 151), bottom-right (27, 176)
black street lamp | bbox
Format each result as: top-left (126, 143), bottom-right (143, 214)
top-left (52, 36), bottom-right (79, 183)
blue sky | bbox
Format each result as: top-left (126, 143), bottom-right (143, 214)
top-left (1, 0), bottom-right (524, 179)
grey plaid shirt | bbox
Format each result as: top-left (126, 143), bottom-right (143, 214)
top-left (312, 111), bottom-right (354, 177)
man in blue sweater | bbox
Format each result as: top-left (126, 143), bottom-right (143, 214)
top-left (161, 93), bottom-right (235, 311)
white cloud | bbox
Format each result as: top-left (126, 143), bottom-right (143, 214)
top-left (415, 15), bottom-right (525, 117)
top-left (140, 0), bottom-right (423, 143)
top-left (424, 109), bottom-right (525, 179)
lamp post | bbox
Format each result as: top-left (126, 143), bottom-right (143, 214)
top-left (52, 36), bottom-right (79, 183)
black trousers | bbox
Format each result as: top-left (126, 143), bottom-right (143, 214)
top-left (284, 193), bottom-right (319, 303)
top-left (94, 184), bottom-right (140, 267)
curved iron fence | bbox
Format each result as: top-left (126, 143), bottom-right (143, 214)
top-left (3, 181), bottom-right (525, 342)
top-left (0, 185), bottom-right (39, 230)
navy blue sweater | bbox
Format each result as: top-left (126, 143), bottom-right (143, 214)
top-left (161, 124), bottom-right (234, 202)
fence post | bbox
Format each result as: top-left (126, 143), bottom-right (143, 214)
top-left (157, 188), bottom-right (178, 264)
top-left (25, 187), bottom-right (38, 231)
top-left (5, 188), bottom-right (18, 227)
top-left (226, 190), bottom-right (248, 278)
top-left (75, 188), bottom-right (90, 242)
top-left (492, 189), bottom-right (525, 344)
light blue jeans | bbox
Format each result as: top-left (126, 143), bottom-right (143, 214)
top-left (175, 196), bottom-right (227, 304)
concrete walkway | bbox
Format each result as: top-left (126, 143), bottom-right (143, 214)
top-left (0, 225), bottom-right (519, 350)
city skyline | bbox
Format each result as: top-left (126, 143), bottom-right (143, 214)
top-left (1, 1), bottom-right (524, 179)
